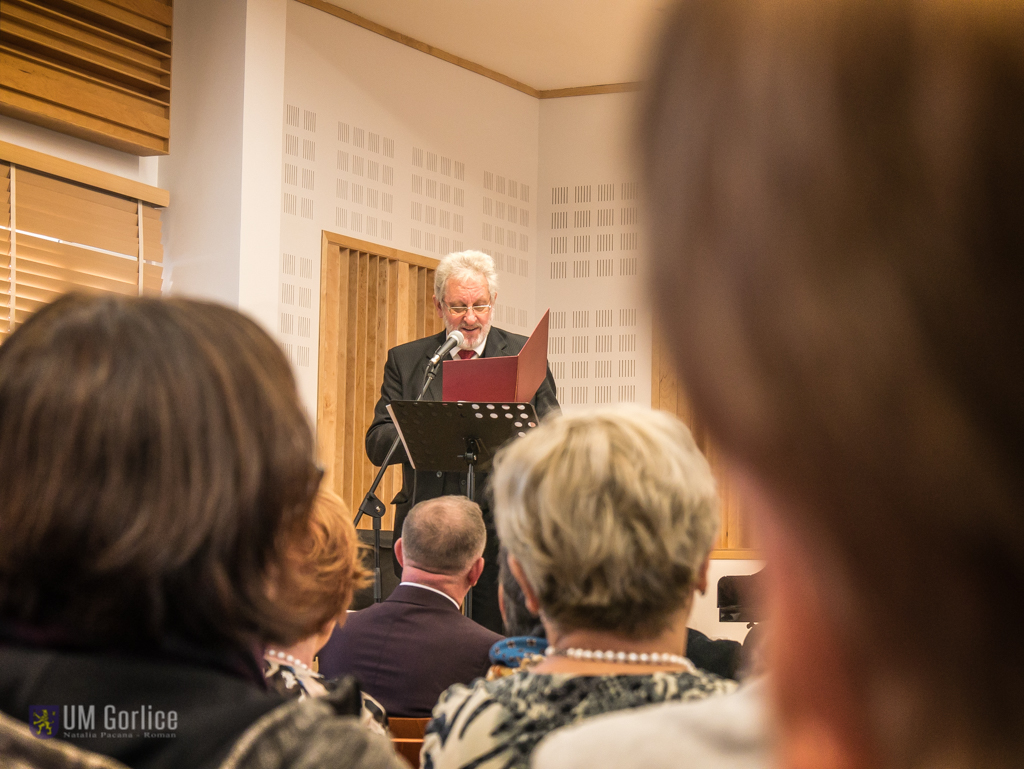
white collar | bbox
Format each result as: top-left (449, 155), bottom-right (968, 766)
top-left (399, 581), bottom-right (461, 609)
top-left (448, 329), bottom-right (489, 360)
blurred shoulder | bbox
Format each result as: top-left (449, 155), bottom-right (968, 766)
top-left (430, 673), bottom-right (514, 718)
top-left (532, 678), bottom-right (769, 769)
top-left (0, 710), bottom-right (130, 769)
top-left (220, 689), bottom-right (404, 769)
top-left (675, 668), bottom-right (739, 698)
top-left (423, 676), bottom-right (520, 769)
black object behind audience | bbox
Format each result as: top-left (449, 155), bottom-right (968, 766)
top-left (350, 531), bottom-right (399, 610)
top-left (718, 570), bottom-right (764, 623)
top-left (685, 628), bottom-right (743, 681)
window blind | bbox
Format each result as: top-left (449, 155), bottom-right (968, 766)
top-left (2, 162), bottom-right (164, 340)
top-left (0, 0), bottom-right (173, 155)
top-left (0, 163), bottom-right (10, 342)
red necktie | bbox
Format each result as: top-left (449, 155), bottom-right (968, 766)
top-left (457, 350), bottom-right (476, 360)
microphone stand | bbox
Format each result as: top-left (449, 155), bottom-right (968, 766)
top-left (354, 359), bottom-right (441, 603)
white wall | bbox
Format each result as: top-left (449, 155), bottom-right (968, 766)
top-left (4, 0), bottom-right (286, 341)
top-left (238, 0), bottom-right (288, 334)
top-left (279, 2), bottom-right (541, 410)
top-left (157, 0), bottom-right (246, 309)
top-left (536, 92), bottom-right (652, 411)
top-left (158, 0), bottom-right (287, 337)
top-left (0, 115), bottom-right (158, 186)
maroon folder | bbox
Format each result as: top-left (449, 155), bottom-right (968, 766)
top-left (442, 310), bottom-right (550, 403)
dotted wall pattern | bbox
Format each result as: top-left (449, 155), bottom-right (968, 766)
top-left (279, 95), bottom-right (540, 408)
top-left (543, 180), bottom-right (642, 409)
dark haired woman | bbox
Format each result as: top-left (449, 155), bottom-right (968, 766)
top-left (0, 294), bottom-right (404, 769)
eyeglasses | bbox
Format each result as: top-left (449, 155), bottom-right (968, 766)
top-left (443, 303), bottom-right (492, 318)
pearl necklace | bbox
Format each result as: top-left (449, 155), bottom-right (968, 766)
top-left (266, 648), bottom-right (312, 672)
top-left (545, 646), bottom-right (697, 672)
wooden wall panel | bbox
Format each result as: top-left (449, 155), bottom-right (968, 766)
top-left (341, 252), bottom-right (358, 514)
top-left (651, 331), bottom-right (757, 558)
top-left (317, 241), bottom-right (341, 505)
top-left (353, 252), bottom-right (370, 511)
top-left (317, 233), bottom-right (440, 530)
top-left (0, 0), bottom-right (173, 155)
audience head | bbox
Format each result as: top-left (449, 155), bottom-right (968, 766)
top-left (282, 489), bottom-right (371, 632)
top-left (398, 495), bottom-right (487, 579)
top-left (497, 547), bottom-right (544, 638)
top-left (492, 405), bottom-right (719, 640)
top-left (0, 293), bottom-right (324, 654)
top-left (643, 1), bottom-right (1024, 766)
top-left (433, 250), bottom-right (498, 350)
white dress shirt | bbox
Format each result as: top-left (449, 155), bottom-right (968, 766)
top-left (398, 581), bottom-right (461, 609)
top-left (448, 330), bottom-right (489, 360)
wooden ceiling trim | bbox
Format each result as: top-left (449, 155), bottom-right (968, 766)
top-left (294, 0), bottom-right (642, 100)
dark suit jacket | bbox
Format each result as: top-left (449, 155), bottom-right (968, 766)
top-left (365, 325), bottom-right (559, 557)
top-left (686, 627), bottom-right (743, 680)
top-left (318, 584), bottom-right (503, 718)
top-left (0, 645), bottom-right (285, 769)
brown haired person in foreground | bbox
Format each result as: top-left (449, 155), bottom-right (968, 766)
top-left (539, 3), bottom-right (1024, 769)
top-left (0, 294), bottom-right (404, 769)
top-left (421, 406), bottom-right (735, 769)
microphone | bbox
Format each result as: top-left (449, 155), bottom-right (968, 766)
top-left (428, 330), bottom-right (465, 368)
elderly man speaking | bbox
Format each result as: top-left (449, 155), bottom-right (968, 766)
top-left (365, 250), bottom-right (559, 633)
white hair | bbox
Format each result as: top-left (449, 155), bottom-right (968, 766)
top-left (433, 250), bottom-right (499, 302)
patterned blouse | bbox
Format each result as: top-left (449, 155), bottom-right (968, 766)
top-left (263, 655), bottom-right (388, 736)
top-left (422, 668), bottom-right (736, 769)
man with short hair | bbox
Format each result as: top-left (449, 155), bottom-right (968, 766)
top-left (318, 496), bottom-right (503, 718)
top-left (366, 250), bottom-right (559, 633)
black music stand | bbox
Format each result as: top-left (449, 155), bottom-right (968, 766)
top-left (387, 400), bottom-right (541, 619)
top-left (355, 355), bottom-right (442, 604)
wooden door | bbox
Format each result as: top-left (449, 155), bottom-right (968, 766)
top-left (317, 232), bottom-right (443, 530)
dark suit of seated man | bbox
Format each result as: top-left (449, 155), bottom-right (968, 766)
top-left (318, 495), bottom-right (503, 718)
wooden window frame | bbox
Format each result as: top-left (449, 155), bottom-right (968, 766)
top-left (0, 140), bottom-right (168, 338)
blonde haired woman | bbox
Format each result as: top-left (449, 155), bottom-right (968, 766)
top-left (421, 406), bottom-right (735, 769)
